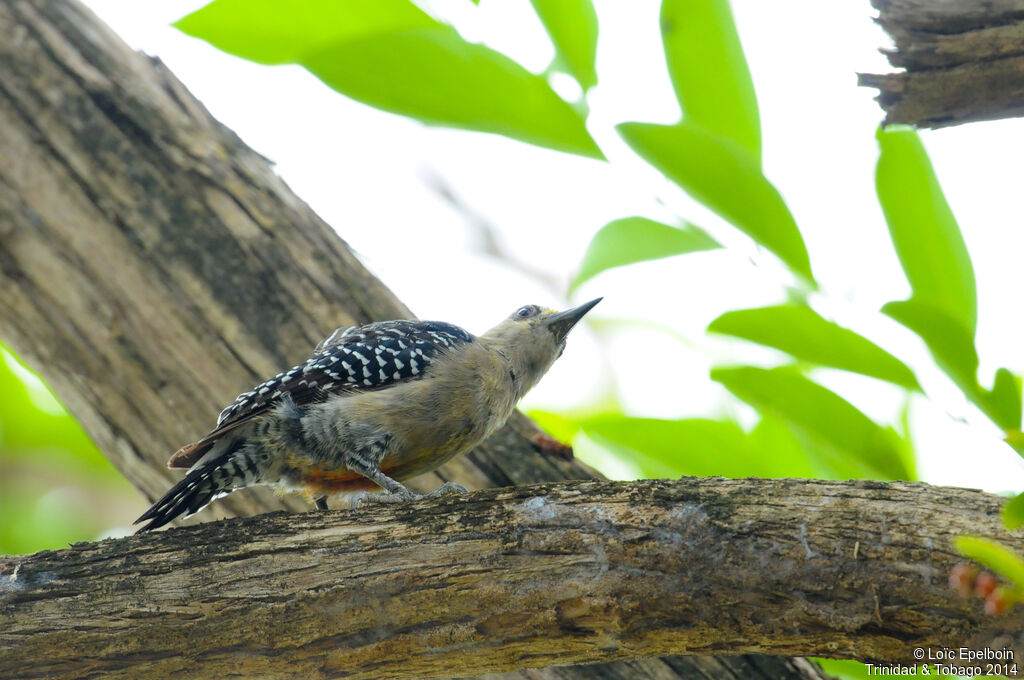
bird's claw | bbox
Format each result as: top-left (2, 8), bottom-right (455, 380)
top-left (348, 491), bottom-right (373, 509)
top-left (348, 482), bottom-right (468, 509)
top-left (426, 481), bottom-right (468, 497)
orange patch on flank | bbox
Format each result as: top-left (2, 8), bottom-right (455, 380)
top-left (300, 466), bottom-right (376, 493)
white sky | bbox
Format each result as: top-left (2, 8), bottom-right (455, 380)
top-left (81, 0), bottom-right (1024, 493)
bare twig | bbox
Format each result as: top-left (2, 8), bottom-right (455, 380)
top-left (861, 0), bottom-right (1024, 127)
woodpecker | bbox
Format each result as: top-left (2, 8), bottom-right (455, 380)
top-left (135, 299), bottom-right (601, 532)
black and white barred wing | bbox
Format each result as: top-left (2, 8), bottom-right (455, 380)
top-left (167, 320), bottom-right (474, 469)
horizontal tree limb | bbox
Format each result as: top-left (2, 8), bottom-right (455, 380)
top-left (860, 0), bottom-right (1024, 127)
top-left (2, 477), bottom-right (1021, 680)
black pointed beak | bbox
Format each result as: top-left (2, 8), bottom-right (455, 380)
top-left (545, 297), bottom-right (602, 343)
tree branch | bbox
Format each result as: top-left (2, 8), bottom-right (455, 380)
top-left (860, 0), bottom-right (1024, 128)
top-left (2, 478), bottom-right (1021, 680)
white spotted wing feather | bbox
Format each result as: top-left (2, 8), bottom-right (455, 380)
top-left (167, 320), bottom-right (474, 468)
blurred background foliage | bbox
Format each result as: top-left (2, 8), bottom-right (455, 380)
top-left (2, 0), bottom-right (1023, 672)
top-left (0, 345), bottom-right (142, 554)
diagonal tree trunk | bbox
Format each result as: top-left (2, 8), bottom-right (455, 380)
top-left (0, 2), bottom-right (837, 679)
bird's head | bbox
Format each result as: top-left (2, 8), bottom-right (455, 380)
top-left (481, 298), bottom-right (601, 395)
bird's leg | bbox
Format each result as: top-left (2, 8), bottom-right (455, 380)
top-left (346, 463), bottom-right (466, 508)
top-left (345, 460), bottom-right (415, 508)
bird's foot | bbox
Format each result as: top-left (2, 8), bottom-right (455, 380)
top-left (425, 481), bottom-right (468, 498)
top-left (348, 482), bottom-right (468, 509)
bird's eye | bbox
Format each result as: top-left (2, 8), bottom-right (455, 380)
top-left (516, 305), bottom-right (536, 319)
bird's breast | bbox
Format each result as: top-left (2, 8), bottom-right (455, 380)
top-left (350, 350), bottom-right (513, 470)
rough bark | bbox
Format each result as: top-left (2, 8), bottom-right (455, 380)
top-left (860, 0), bottom-right (1024, 127)
top-left (2, 478), bottom-right (1021, 680)
top-left (0, 1), bottom-right (833, 679)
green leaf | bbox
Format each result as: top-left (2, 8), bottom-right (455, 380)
top-left (531, 408), bottom-right (913, 482)
top-left (530, 0), bottom-right (599, 91)
top-left (883, 298), bottom-right (978, 390)
top-left (305, 29), bottom-right (602, 158)
top-left (876, 126), bottom-right (976, 335)
top-left (813, 659), bottom-right (874, 680)
top-left (530, 410), bottom-right (834, 479)
top-left (176, 0), bottom-right (437, 64)
top-left (989, 368), bottom-right (1023, 432)
top-left (570, 217), bottom-right (719, 292)
top-left (712, 366), bottom-right (912, 480)
top-left (1003, 492), bottom-right (1024, 531)
top-left (660, 0), bottom-right (760, 161)
top-left (876, 128), bottom-right (1020, 437)
top-left (583, 431), bottom-right (686, 480)
top-left (581, 415), bottom-right (819, 478)
top-left (528, 409), bottom-right (583, 444)
top-left (177, 0), bottom-right (603, 159)
top-left (0, 348), bottom-right (109, 478)
top-left (618, 121), bottom-right (813, 283)
top-left (954, 535), bottom-right (1024, 589)
top-left (746, 416), bottom-right (822, 478)
top-left (708, 304), bottom-right (920, 391)
top-left (814, 660), bottom-right (958, 680)
top-left (885, 300), bottom-right (1023, 434)
top-left (1006, 429), bottom-right (1024, 455)
top-left (0, 346), bottom-right (143, 555)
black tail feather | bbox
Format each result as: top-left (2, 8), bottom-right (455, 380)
top-left (134, 460), bottom-right (230, 533)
